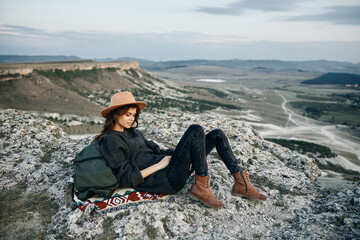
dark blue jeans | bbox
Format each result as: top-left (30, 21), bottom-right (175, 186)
top-left (166, 124), bottom-right (242, 192)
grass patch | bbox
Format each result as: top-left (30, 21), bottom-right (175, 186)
top-left (41, 146), bottom-right (59, 163)
top-left (289, 101), bottom-right (360, 126)
top-left (100, 217), bottom-right (117, 240)
top-left (0, 185), bottom-right (59, 239)
top-left (167, 85), bottom-right (188, 94)
top-left (0, 72), bottom-right (21, 79)
top-left (132, 86), bottom-right (243, 113)
top-left (60, 84), bottom-right (88, 97)
top-left (186, 97), bottom-right (244, 111)
top-left (161, 216), bottom-right (175, 238)
top-left (343, 173), bottom-right (360, 182)
top-left (35, 68), bottom-right (101, 82)
top-left (125, 69), bottom-right (140, 78)
top-left (35, 69), bottom-right (91, 97)
top-left (330, 93), bottom-right (360, 105)
top-left (154, 97), bottom-right (214, 112)
top-left (266, 138), bottom-right (337, 158)
top-left (142, 220), bottom-right (158, 239)
top-left (115, 209), bottom-right (130, 220)
top-left (252, 176), bottom-right (307, 196)
top-left (296, 94), bottom-right (331, 101)
top-left (262, 91), bottom-right (284, 105)
top-left (192, 86), bottom-right (229, 98)
top-left (105, 67), bottom-right (117, 72)
top-left (131, 88), bottom-right (158, 98)
top-left (314, 158), bottom-right (360, 176)
top-left (318, 113), bottom-right (360, 127)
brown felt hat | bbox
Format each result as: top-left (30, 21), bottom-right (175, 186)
top-left (100, 91), bottom-right (147, 118)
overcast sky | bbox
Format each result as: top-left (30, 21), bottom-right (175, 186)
top-left (0, 0), bottom-right (359, 62)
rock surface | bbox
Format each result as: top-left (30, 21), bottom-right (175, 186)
top-left (0, 108), bottom-right (359, 239)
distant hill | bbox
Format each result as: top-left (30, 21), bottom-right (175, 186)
top-left (95, 57), bottom-right (155, 68)
top-left (2, 55), bottom-right (360, 74)
top-left (0, 60), bottom-right (243, 116)
top-left (301, 73), bottom-right (360, 85)
top-left (0, 55), bottom-right (83, 63)
top-left (0, 61), bottom-right (163, 115)
top-left (134, 59), bottom-right (360, 75)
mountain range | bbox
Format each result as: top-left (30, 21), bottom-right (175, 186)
top-left (301, 72), bottom-right (360, 85)
top-left (1, 55), bottom-right (360, 74)
top-left (0, 55), bottom-right (82, 63)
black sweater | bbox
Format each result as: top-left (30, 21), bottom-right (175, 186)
top-left (100, 128), bottom-right (176, 194)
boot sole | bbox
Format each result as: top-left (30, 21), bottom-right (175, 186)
top-left (231, 191), bottom-right (267, 201)
top-left (188, 192), bottom-right (223, 209)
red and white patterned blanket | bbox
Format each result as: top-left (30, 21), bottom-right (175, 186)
top-left (73, 187), bottom-right (170, 218)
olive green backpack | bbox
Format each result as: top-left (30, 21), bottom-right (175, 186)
top-left (74, 141), bottom-right (118, 201)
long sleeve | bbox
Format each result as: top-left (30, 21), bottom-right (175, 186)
top-left (100, 129), bottom-right (176, 195)
top-left (137, 130), bottom-right (175, 156)
top-left (100, 133), bottom-right (144, 188)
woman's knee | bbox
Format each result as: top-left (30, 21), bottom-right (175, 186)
top-left (210, 129), bottom-right (226, 139)
top-left (188, 124), bottom-right (205, 135)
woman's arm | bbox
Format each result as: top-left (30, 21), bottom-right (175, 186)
top-left (137, 130), bottom-right (175, 155)
top-left (140, 156), bottom-right (171, 178)
top-left (101, 134), bottom-right (144, 188)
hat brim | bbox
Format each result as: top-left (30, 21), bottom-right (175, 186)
top-left (100, 102), bottom-right (147, 118)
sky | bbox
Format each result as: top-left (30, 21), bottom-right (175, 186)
top-left (0, 0), bottom-right (360, 62)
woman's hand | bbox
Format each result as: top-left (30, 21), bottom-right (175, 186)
top-left (140, 156), bottom-right (171, 179)
top-left (157, 156), bottom-right (171, 170)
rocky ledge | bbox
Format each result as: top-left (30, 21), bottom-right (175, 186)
top-left (0, 109), bottom-right (359, 239)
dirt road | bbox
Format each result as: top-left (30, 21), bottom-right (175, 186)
top-left (259, 91), bottom-right (360, 173)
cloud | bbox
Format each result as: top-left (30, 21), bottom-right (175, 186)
top-left (0, 24), bottom-right (117, 40)
top-left (0, 24), bottom-right (49, 38)
top-left (147, 31), bottom-right (246, 44)
top-left (1, 24), bottom-right (359, 62)
top-left (195, 6), bottom-right (243, 16)
top-left (196, 1), bottom-right (360, 26)
top-left (0, 24), bottom-right (245, 46)
top-left (231, 0), bottom-right (299, 12)
top-left (287, 5), bottom-right (360, 25)
top-left (196, 0), bottom-right (302, 15)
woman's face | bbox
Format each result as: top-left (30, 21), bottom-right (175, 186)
top-left (114, 107), bottom-right (137, 132)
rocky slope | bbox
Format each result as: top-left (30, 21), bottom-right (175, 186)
top-left (1, 108), bottom-right (359, 239)
top-left (0, 61), bottom-right (189, 116)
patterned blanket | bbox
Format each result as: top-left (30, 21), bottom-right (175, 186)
top-left (73, 187), bottom-right (170, 218)
top-left (71, 175), bottom-right (193, 219)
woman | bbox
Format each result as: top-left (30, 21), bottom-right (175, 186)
top-left (94, 91), bottom-right (266, 209)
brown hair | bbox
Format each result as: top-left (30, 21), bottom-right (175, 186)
top-left (93, 104), bottom-right (141, 142)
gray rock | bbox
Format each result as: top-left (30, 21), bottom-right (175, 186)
top-left (0, 108), bottom-right (358, 239)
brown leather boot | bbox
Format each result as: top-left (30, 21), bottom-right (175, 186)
top-left (189, 175), bottom-right (223, 209)
top-left (232, 171), bottom-right (267, 201)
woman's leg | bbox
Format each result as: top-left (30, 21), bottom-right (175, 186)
top-left (205, 129), bottom-right (266, 201)
top-left (166, 125), bottom-right (223, 209)
top-left (205, 129), bottom-right (242, 174)
top-left (205, 129), bottom-right (266, 200)
top-left (166, 124), bottom-right (207, 192)
top-left (166, 127), bottom-right (242, 191)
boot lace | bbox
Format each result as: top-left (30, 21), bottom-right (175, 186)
top-left (206, 176), bottom-right (215, 195)
top-left (206, 176), bottom-right (211, 187)
top-left (243, 171), bottom-right (249, 182)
